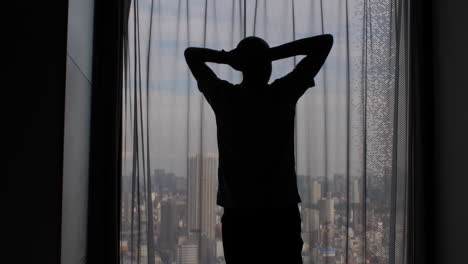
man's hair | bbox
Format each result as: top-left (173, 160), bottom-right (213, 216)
top-left (236, 36), bottom-right (272, 84)
top-left (236, 36), bottom-right (270, 53)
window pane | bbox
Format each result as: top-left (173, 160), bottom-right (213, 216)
top-left (121, 0), bottom-right (410, 263)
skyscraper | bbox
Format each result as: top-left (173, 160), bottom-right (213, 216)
top-left (303, 208), bottom-right (320, 232)
top-left (302, 208), bottom-right (320, 248)
top-left (334, 174), bottom-right (346, 198)
top-left (311, 180), bottom-right (322, 205)
top-left (319, 198), bottom-right (335, 225)
top-left (159, 198), bottom-right (178, 251)
top-left (187, 154), bottom-right (218, 240)
top-left (187, 158), bottom-right (200, 234)
top-left (177, 242), bottom-right (200, 264)
top-left (351, 179), bottom-right (361, 204)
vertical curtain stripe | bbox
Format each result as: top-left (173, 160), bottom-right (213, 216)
top-left (291, 0), bottom-right (299, 171)
top-left (145, 0), bottom-right (156, 263)
top-left (361, 0), bottom-right (370, 261)
top-left (185, 0), bottom-right (191, 210)
top-left (344, 0), bottom-right (351, 262)
top-left (243, 0), bottom-right (247, 37)
top-left (319, 0), bottom-right (329, 195)
top-left (253, 0), bottom-right (258, 36)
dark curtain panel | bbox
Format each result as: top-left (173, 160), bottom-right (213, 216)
top-left (86, 0), bottom-right (129, 263)
top-left (408, 0), bottom-right (434, 264)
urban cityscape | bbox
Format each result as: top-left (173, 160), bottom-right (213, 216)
top-left (120, 154), bottom-right (396, 264)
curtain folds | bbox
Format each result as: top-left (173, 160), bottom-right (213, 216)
top-left (121, 0), bottom-right (410, 263)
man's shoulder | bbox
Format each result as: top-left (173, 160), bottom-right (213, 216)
top-left (198, 77), bottom-right (234, 95)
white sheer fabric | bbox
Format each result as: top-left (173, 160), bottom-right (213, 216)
top-left (121, 0), bottom-right (410, 263)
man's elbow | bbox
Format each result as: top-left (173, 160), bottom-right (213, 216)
top-left (323, 34), bottom-right (334, 49)
top-left (184, 47), bottom-right (193, 61)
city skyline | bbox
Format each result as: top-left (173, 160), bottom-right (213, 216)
top-left (121, 0), bottom-right (407, 263)
top-left (121, 152), bottom-right (395, 263)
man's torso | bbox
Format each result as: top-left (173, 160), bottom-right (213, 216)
top-left (206, 81), bottom-right (302, 208)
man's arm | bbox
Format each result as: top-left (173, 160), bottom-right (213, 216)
top-left (184, 47), bottom-right (231, 83)
top-left (269, 34), bottom-right (334, 81)
top-left (269, 34), bottom-right (333, 61)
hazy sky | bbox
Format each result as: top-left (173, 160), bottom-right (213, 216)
top-left (123, 0), bottom-right (397, 179)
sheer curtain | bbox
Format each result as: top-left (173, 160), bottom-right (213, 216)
top-left (120, 0), bottom-right (410, 263)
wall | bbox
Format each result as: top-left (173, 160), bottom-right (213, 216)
top-left (61, 0), bottom-right (94, 263)
top-left (5, 1), bottom-right (69, 263)
top-left (432, 0), bottom-right (468, 263)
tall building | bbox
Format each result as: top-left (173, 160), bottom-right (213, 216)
top-left (187, 154), bottom-right (218, 240)
top-left (351, 179), bottom-right (361, 204)
top-left (319, 198), bottom-right (335, 225)
top-left (159, 198), bottom-right (178, 251)
top-left (334, 174), bottom-right (346, 198)
top-left (175, 200), bottom-right (188, 235)
top-left (153, 169), bottom-right (177, 193)
top-left (187, 159), bottom-right (200, 233)
top-left (302, 208), bottom-right (320, 248)
top-left (154, 169), bottom-right (165, 192)
top-left (175, 176), bottom-right (187, 193)
top-left (177, 242), bottom-right (200, 264)
top-left (121, 191), bottom-right (131, 227)
top-left (311, 181), bottom-right (321, 205)
top-left (303, 208), bottom-right (320, 232)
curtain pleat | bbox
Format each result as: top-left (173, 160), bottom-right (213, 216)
top-left (121, 0), bottom-right (410, 263)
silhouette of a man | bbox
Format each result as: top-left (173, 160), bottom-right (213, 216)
top-left (185, 34), bottom-right (333, 263)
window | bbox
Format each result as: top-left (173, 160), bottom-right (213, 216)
top-left (121, 0), bottom-right (410, 263)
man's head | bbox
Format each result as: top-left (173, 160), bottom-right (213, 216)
top-left (233, 36), bottom-right (272, 86)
